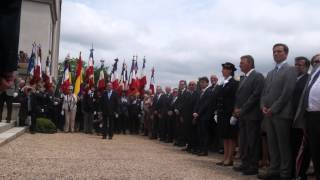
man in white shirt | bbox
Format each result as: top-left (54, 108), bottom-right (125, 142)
top-left (294, 54), bottom-right (320, 180)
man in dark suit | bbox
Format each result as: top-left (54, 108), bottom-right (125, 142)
top-left (259, 43), bottom-right (297, 180)
top-left (294, 54), bottom-right (320, 180)
top-left (151, 86), bottom-right (167, 140)
top-left (193, 76), bottom-right (214, 156)
top-left (101, 82), bottom-right (119, 139)
top-left (161, 86), bottom-right (172, 141)
top-left (0, 0), bottom-right (22, 92)
top-left (82, 88), bottom-right (95, 134)
top-left (208, 75), bottom-right (220, 152)
top-left (183, 81), bottom-right (199, 153)
top-left (233, 55), bottom-right (264, 175)
top-left (166, 88), bottom-right (179, 143)
top-left (290, 56), bottom-right (310, 179)
top-left (174, 80), bottom-right (189, 147)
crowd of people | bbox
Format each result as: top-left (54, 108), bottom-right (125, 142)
top-left (1, 2), bottom-right (319, 180)
top-left (1, 43), bottom-right (317, 180)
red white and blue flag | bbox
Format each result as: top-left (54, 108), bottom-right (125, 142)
top-left (149, 67), bottom-right (155, 95)
top-left (98, 62), bottom-right (106, 91)
top-left (60, 56), bottom-right (72, 93)
top-left (86, 47), bottom-right (95, 88)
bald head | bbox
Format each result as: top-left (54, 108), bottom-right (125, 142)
top-left (210, 75), bottom-right (218, 86)
top-left (188, 81), bottom-right (197, 92)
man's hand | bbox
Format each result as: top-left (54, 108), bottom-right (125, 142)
top-left (180, 117), bottom-right (184, 123)
top-left (233, 108), bottom-right (241, 118)
top-left (262, 106), bottom-right (272, 117)
top-left (0, 72), bottom-right (15, 92)
top-left (174, 109), bottom-right (180, 115)
top-left (192, 113), bottom-right (198, 118)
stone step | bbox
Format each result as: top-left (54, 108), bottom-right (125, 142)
top-left (0, 121), bottom-right (16, 134)
top-left (0, 127), bottom-right (27, 147)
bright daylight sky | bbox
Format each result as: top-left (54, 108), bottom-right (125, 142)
top-left (59, 0), bottom-right (320, 86)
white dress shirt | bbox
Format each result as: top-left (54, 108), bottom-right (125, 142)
top-left (307, 67), bottom-right (320, 111)
top-left (275, 60), bottom-right (287, 71)
top-left (245, 68), bottom-right (255, 77)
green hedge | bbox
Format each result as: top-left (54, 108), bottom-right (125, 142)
top-left (36, 117), bottom-right (57, 133)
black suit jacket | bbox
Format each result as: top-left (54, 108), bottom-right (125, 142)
top-left (216, 78), bottom-right (239, 118)
top-left (194, 87), bottom-right (215, 122)
top-left (292, 73), bottom-right (308, 113)
top-left (101, 90), bottom-right (119, 117)
top-left (235, 71), bottom-right (264, 121)
top-left (152, 94), bottom-right (168, 116)
top-left (0, 0), bottom-right (22, 74)
top-left (83, 94), bottom-right (95, 113)
top-left (176, 90), bottom-right (194, 122)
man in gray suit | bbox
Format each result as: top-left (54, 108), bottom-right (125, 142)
top-left (259, 43), bottom-right (297, 180)
top-left (233, 55), bottom-right (264, 176)
top-left (294, 54), bottom-right (320, 180)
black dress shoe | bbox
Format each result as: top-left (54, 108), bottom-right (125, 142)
top-left (242, 169), bottom-right (258, 175)
top-left (218, 149), bottom-right (224, 154)
top-left (216, 161), bottom-right (224, 166)
top-left (197, 152), bottom-right (208, 156)
top-left (191, 149), bottom-right (200, 154)
top-left (102, 136), bottom-right (107, 139)
top-left (233, 165), bottom-right (248, 172)
top-left (257, 173), bottom-right (280, 180)
top-left (181, 147), bottom-right (189, 151)
top-left (223, 162), bottom-right (233, 166)
top-left (177, 143), bottom-right (186, 147)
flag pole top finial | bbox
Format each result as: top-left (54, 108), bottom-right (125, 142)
top-left (90, 43), bottom-right (94, 52)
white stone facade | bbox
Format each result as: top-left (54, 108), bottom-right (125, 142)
top-left (18, 0), bottom-right (62, 79)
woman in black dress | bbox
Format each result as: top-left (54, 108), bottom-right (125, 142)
top-left (216, 62), bottom-right (239, 166)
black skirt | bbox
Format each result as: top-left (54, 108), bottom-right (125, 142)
top-left (217, 113), bottom-right (238, 139)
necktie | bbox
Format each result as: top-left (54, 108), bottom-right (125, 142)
top-left (271, 66), bottom-right (278, 82)
top-left (239, 75), bottom-right (247, 88)
top-left (303, 70), bottom-right (320, 108)
top-left (27, 96), bottom-right (31, 111)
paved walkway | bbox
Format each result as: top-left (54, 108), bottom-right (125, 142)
top-left (0, 133), bottom-right (257, 180)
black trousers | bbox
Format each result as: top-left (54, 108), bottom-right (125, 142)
top-left (166, 115), bottom-right (175, 141)
top-left (0, 93), bottom-right (13, 121)
top-left (197, 119), bottom-right (209, 153)
top-left (151, 115), bottom-right (159, 138)
top-left (189, 123), bottom-right (198, 150)
top-left (305, 111), bottom-right (320, 180)
top-left (103, 115), bottom-right (114, 138)
top-left (159, 114), bottom-right (167, 139)
top-left (29, 112), bottom-right (37, 132)
top-left (119, 113), bottom-right (128, 133)
top-left (239, 119), bottom-right (261, 170)
top-left (129, 114), bottom-right (139, 134)
top-left (175, 116), bottom-right (185, 144)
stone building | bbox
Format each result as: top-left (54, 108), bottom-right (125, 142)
top-left (18, 0), bottom-right (62, 79)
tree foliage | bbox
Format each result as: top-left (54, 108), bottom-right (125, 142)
top-left (56, 57), bottom-right (109, 92)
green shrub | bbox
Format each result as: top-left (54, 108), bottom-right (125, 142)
top-left (36, 117), bottom-right (57, 133)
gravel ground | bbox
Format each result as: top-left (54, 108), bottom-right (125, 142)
top-left (0, 133), bottom-right (258, 180)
